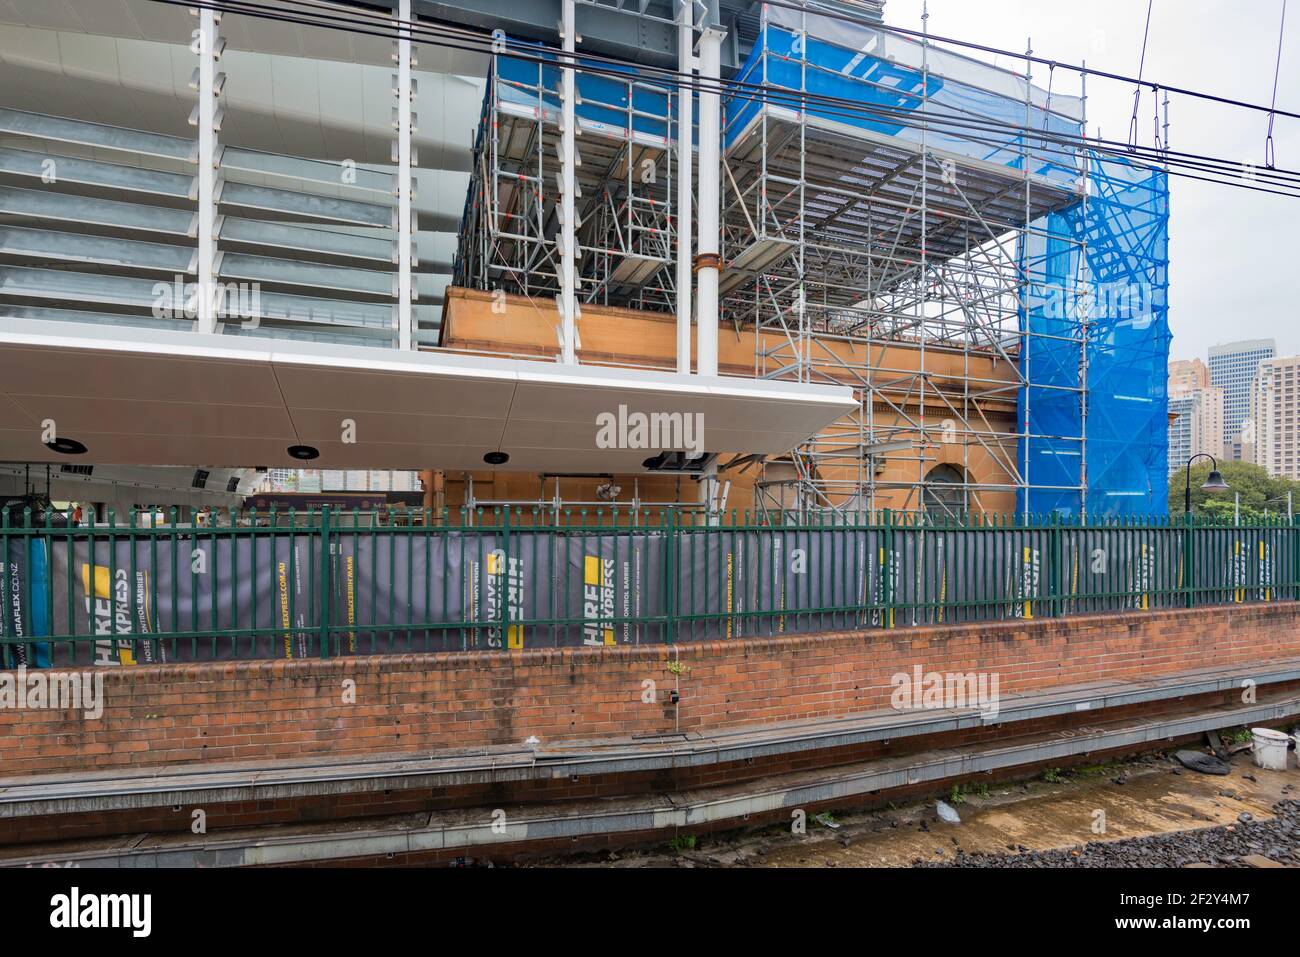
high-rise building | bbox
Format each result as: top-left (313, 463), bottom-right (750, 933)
top-left (318, 470), bottom-right (420, 493)
top-left (1168, 394), bottom-right (1196, 475)
top-left (1208, 339), bottom-right (1276, 458)
top-left (1167, 360), bottom-right (1224, 473)
top-left (1168, 358), bottom-right (1212, 392)
top-left (1251, 356), bottom-right (1300, 479)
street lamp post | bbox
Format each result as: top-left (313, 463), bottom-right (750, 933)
top-left (1183, 453), bottom-right (1229, 515)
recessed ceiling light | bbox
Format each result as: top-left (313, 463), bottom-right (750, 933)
top-left (287, 445), bottom-right (320, 460)
top-left (45, 437), bottom-right (87, 455)
top-left (483, 451), bottom-right (509, 466)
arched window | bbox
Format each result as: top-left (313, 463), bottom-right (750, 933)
top-left (922, 464), bottom-right (967, 518)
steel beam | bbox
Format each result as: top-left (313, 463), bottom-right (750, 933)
top-left (192, 6), bottom-right (221, 335)
top-left (418, 0), bottom-right (683, 66)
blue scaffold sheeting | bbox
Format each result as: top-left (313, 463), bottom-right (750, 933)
top-left (726, 9), bottom-right (1084, 186)
top-left (493, 39), bottom-right (672, 143)
top-left (1018, 154), bottom-right (1171, 518)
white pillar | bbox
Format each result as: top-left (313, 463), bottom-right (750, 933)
top-left (396, 0), bottom-right (414, 350)
top-left (193, 8), bottom-right (220, 335)
top-left (695, 25), bottom-right (724, 377)
top-left (675, 0), bottom-right (694, 374)
top-left (559, 0), bottom-right (578, 364)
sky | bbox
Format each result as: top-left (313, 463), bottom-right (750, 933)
top-left (885, 0), bottom-right (1300, 362)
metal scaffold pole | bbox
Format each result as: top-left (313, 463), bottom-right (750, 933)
top-left (918, 1), bottom-right (930, 513)
top-left (1021, 36), bottom-right (1033, 521)
top-left (1079, 61), bottom-right (1091, 520)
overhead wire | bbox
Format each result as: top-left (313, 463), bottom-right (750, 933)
top-left (1266, 0), bottom-right (1289, 168)
top-left (149, 0), bottom-right (1300, 198)
top-left (1128, 0), bottom-right (1154, 151)
top-left (760, 0), bottom-right (1300, 122)
top-left (209, 0), bottom-right (1300, 194)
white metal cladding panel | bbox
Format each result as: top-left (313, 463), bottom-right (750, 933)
top-left (0, 318), bottom-right (857, 470)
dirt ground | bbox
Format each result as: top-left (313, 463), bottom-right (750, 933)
top-left (532, 742), bottom-right (1299, 868)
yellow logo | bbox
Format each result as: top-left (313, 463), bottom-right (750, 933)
top-left (81, 564), bottom-right (136, 665)
top-left (583, 555), bottom-right (615, 646)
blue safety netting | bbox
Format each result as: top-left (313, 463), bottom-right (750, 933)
top-left (1018, 154), bottom-right (1171, 518)
top-left (494, 39), bottom-right (672, 142)
top-left (727, 14), bottom-right (1084, 186)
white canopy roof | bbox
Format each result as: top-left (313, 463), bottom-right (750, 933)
top-left (0, 320), bottom-right (857, 471)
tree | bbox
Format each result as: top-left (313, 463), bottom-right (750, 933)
top-left (1168, 459), bottom-right (1300, 518)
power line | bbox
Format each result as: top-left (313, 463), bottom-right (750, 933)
top-left (761, 0), bottom-right (1300, 122)
top-left (146, 0), bottom-right (1300, 198)
top-left (1128, 0), bottom-right (1154, 150)
top-left (1267, 0), bottom-right (1289, 167)
top-left (214, 0), bottom-right (1300, 194)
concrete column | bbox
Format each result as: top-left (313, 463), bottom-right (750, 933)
top-left (559, 0), bottom-right (578, 363)
top-left (675, 0), bottom-right (694, 374)
top-left (695, 25), bottom-right (725, 377)
top-left (396, 0), bottom-right (415, 350)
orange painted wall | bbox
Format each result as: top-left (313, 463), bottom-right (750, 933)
top-left (433, 287), bottom-right (1021, 513)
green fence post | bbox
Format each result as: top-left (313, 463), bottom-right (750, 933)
top-left (882, 508), bottom-right (894, 629)
top-left (1183, 509), bottom-right (1194, 609)
top-left (665, 508), bottom-right (677, 645)
top-left (1292, 512), bottom-right (1299, 602)
top-left (1048, 512), bottom-right (1060, 618)
top-left (319, 506), bottom-right (331, 658)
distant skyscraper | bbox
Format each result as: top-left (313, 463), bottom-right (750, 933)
top-left (1251, 356), bottom-right (1300, 479)
top-left (1168, 394), bottom-right (1196, 474)
top-left (1208, 339), bottom-right (1275, 458)
top-left (1167, 359), bottom-right (1224, 473)
top-left (1168, 358), bottom-right (1212, 392)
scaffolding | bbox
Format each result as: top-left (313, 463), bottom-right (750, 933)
top-left (452, 3), bottom-right (1171, 519)
top-left (455, 40), bottom-right (680, 319)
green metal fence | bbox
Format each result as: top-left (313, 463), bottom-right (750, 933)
top-left (3, 506), bottom-right (1298, 666)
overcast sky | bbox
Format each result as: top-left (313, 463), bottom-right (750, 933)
top-left (885, 0), bottom-right (1299, 362)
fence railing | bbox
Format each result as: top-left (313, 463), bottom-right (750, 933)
top-left (3, 506), bottom-right (1297, 666)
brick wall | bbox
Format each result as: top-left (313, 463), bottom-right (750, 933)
top-left (10, 686), bottom-right (1289, 849)
top-left (4, 602), bottom-right (1299, 778)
